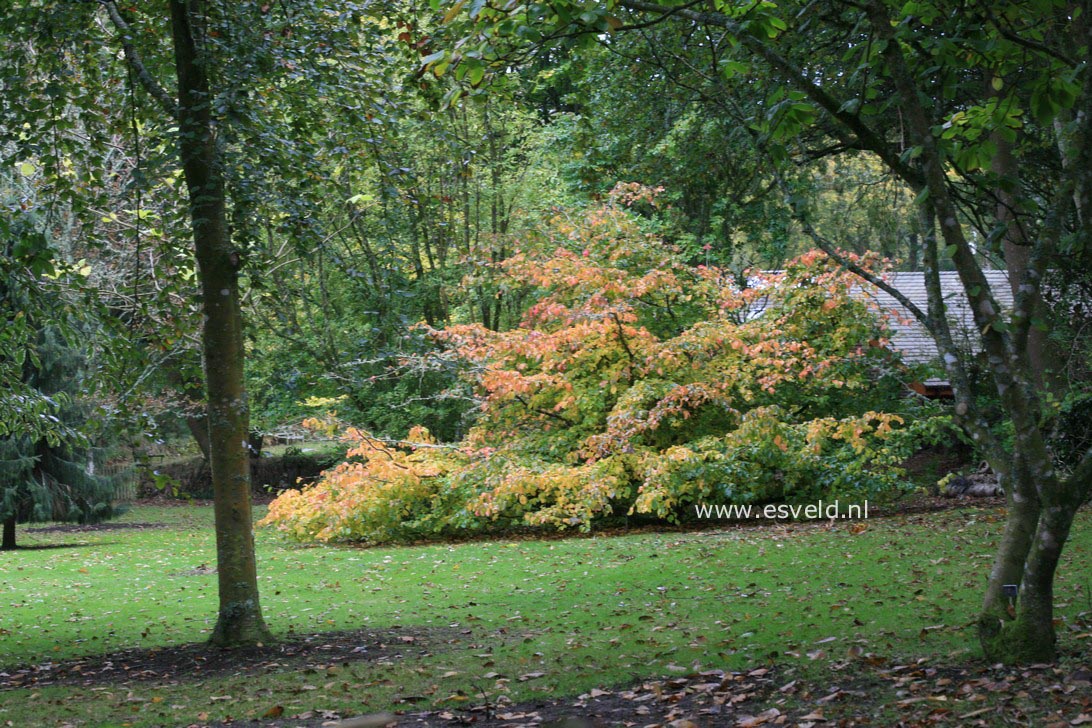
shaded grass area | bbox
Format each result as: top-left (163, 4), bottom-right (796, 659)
top-left (0, 503), bottom-right (1088, 726)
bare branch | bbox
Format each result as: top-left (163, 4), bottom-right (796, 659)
top-left (790, 203), bottom-right (930, 327)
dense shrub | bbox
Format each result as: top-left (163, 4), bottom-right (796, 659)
top-left (262, 194), bottom-right (951, 543)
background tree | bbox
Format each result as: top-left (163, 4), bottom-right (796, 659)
top-left (0, 0), bottom-right (277, 646)
top-left (0, 321), bottom-right (122, 551)
top-left (0, 204), bottom-right (121, 551)
top-left (154, 0), bottom-right (271, 646)
top-left (0, 205), bottom-right (80, 447)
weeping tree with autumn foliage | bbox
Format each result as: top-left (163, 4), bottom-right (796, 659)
top-left (264, 188), bottom-right (948, 540)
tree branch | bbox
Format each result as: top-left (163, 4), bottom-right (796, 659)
top-left (618, 0), bottom-right (925, 189)
top-left (615, 0), bottom-right (704, 32)
top-left (978, 3), bottom-right (1079, 69)
top-left (514, 394), bottom-right (575, 425)
top-left (788, 198), bottom-right (930, 327)
top-left (101, 0), bottom-right (178, 120)
top-left (1063, 448), bottom-right (1092, 502)
top-left (609, 311), bottom-right (638, 383)
top-left (781, 172), bottom-right (1003, 460)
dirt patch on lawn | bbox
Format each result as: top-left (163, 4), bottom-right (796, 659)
top-left (0, 626), bottom-right (459, 691)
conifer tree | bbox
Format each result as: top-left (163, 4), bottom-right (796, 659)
top-left (0, 286), bottom-right (121, 551)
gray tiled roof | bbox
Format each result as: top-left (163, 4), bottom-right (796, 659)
top-left (866, 270), bottom-right (1014, 364)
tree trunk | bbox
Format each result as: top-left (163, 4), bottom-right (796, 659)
top-left (991, 125), bottom-right (1061, 396)
top-left (864, 0), bottom-right (1069, 662)
top-left (976, 464), bottom-right (1044, 660)
top-left (185, 413), bottom-right (211, 462)
top-left (170, 0), bottom-right (271, 648)
top-left (1, 515), bottom-right (15, 551)
top-left (979, 468), bottom-right (1085, 662)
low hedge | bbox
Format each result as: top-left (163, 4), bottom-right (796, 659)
top-left (138, 447), bottom-right (345, 499)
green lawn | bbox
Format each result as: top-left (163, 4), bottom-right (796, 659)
top-left (0, 503), bottom-right (1088, 726)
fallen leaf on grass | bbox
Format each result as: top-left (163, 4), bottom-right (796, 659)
top-left (919, 624), bottom-right (947, 639)
top-left (957, 708), bottom-right (993, 719)
top-left (736, 708), bottom-right (780, 726)
top-left (261, 705), bottom-right (284, 719)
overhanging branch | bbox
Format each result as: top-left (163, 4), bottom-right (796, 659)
top-left (101, 0), bottom-right (179, 120)
top-left (617, 0), bottom-right (924, 189)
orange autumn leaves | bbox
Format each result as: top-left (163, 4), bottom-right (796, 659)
top-left (261, 424), bottom-right (468, 543)
top-left (262, 194), bottom-right (947, 543)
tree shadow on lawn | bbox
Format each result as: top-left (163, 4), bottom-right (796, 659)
top-left (0, 542), bottom-right (117, 551)
top-left (3, 522), bottom-right (168, 551)
top-left (26, 522), bottom-right (167, 534)
top-left (0, 625), bottom-right (457, 692)
top-left (0, 611), bottom-right (1087, 727)
top-left (6, 521), bottom-right (168, 550)
top-left (240, 658), bottom-right (1092, 728)
top-left (5, 625), bottom-right (1085, 727)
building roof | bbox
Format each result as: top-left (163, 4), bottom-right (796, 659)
top-left (746, 268), bottom-right (1015, 374)
top-left (867, 270), bottom-right (1014, 364)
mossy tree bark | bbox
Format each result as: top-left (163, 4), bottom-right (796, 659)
top-left (169, 0), bottom-right (271, 648)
